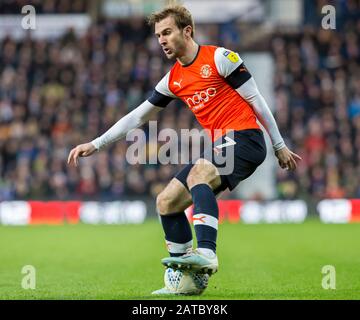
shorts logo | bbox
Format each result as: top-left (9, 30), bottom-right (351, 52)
top-left (223, 50), bottom-right (239, 63)
top-left (213, 136), bottom-right (237, 155)
top-left (200, 64), bottom-right (212, 78)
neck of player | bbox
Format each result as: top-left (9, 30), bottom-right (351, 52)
top-left (177, 41), bottom-right (199, 66)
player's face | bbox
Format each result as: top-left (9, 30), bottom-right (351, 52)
top-left (154, 16), bottom-right (187, 59)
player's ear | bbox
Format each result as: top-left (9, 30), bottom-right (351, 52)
top-left (183, 25), bottom-right (192, 39)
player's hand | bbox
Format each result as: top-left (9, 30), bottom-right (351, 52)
top-left (275, 146), bottom-right (302, 171)
top-left (67, 142), bottom-right (97, 167)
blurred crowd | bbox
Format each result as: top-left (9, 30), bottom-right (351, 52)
top-left (273, 26), bottom-right (360, 201)
top-left (0, 19), bottom-right (200, 201)
top-left (0, 2), bottom-right (359, 202)
top-left (273, 4), bottom-right (360, 201)
top-left (0, 0), bottom-right (87, 14)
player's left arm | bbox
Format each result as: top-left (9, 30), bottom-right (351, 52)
top-left (237, 77), bottom-right (301, 170)
top-left (214, 47), bottom-right (301, 170)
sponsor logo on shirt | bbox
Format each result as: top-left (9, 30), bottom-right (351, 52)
top-left (223, 50), bottom-right (239, 63)
top-left (173, 79), bottom-right (183, 88)
top-left (223, 50), bottom-right (230, 57)
top-left (186, 87), bottom-right (217, 111)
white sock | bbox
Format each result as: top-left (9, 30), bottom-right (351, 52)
top-left (197, 248), bottom-right (216, 258)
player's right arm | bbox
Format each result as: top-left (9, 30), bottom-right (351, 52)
top-left (67, 101), bottom-right (162, 166)
top-left (67, 73), bottom-right (176, 166)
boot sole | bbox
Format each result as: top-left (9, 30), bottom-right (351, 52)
top-left (162, 261), bottom-right (218, 275)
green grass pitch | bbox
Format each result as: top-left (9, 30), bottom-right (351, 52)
top-left (0, 220), bottom-right (359, 300)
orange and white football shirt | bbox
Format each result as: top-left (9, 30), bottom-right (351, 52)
top-left (92, 45), bottom-right (285, 152)
top-left (153, 45), bottom-right (260, 141)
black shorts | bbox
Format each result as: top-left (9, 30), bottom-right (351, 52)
top-left (175, 129), bottom-right (267, 193)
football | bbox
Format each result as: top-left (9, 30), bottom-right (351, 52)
top-left (164, 267), bottom-right (210, 295)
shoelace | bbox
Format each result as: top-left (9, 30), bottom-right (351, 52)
top-left (183, 247), bottom-right (197, 257)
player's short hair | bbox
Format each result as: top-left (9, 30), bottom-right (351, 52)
top-left (147, 4), bottom-right (195, 38)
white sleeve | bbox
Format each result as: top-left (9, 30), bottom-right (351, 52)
top-left (155, 72), bottom-right (177, 98)
top-left (91, 100), bottom-right (162, 150)
top-left (236, 78), bottom-right (286, 151)
top-left (214, 47), bottom-right (243, 78)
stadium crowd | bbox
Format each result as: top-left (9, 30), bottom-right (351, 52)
top-left (273, 3), bottom-right (360, 201)
top-left (0, 0), bottom-right (87, 14)
top-left (0, 3), bottom-right (359, 202)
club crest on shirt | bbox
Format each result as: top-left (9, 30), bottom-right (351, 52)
top-left (200, 64), bottom-right (212, 78)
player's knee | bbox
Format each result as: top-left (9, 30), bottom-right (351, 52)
top-left (187, 160), bottom-right (219, 190)
top-left (156, 191), bottom-right (174, 215)
top-left (187, 166), bottom-right (210, 189)
top-left (186, 171), bottom-right (201, 189)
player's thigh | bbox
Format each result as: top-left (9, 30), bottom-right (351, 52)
top-left (156, 178), bottom-right (192, 215)
top-left (186, 158), bottom-right (222, 190)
